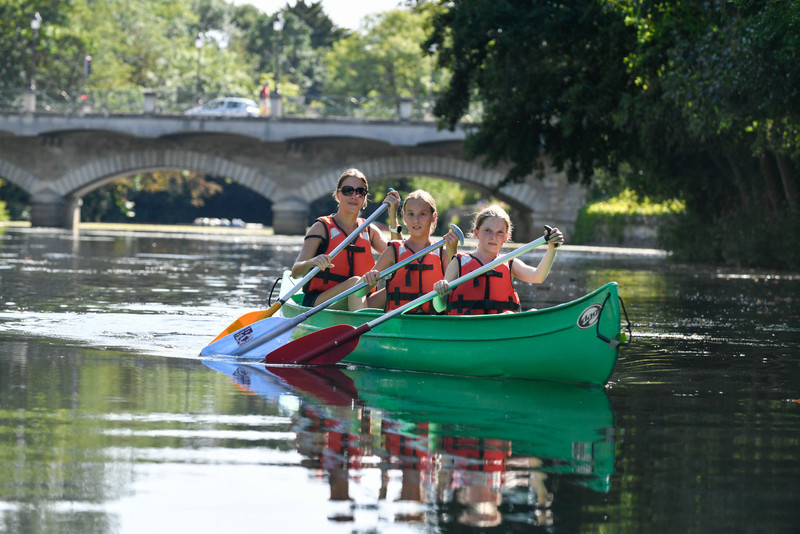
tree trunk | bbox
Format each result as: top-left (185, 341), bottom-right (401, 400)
top-left (774, 153), bottom-right (799, 209)
top-left (707, 148), bottom-right (750, 214)
top-left (759, 151), bottom-right (784, 214)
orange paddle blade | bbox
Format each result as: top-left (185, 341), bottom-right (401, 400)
top-left (208, 301), bottom-right (282, 344)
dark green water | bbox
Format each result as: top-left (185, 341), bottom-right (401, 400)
top-left (0, 226), bottom-right (798, 533)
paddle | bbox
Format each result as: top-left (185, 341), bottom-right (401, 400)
top-left (263, 229), bottom-right (557, 366)
top-left (207, 190), bottom-right (396, 344)
top-left (200, 223), bottom-right (465, 358)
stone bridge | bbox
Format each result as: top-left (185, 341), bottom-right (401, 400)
top-left (0, 112), bottom-right (585, 239)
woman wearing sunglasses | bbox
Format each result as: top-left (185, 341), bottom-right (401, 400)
top-left (291, 168), bottom-right (401, 308)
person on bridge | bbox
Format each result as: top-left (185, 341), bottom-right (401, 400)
top-left (433, 204), bottom-right (564, 315)
top-left (291, 168), bottom-right (401, 308)
top-left (348, 189), bottom-right (460, 313)
top-left (259, 83), bottom-right (270, 116)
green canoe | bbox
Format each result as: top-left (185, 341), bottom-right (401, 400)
top-left (278, 272), bottom-right (628, 385)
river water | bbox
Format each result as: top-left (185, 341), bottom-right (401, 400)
top-left (0, 225), bottom-right (798, 533)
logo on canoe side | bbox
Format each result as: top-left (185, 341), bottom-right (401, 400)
top-left (577, 304), bottom-right (602, 329)
top-left (234, 325), bottom-right (254, 346)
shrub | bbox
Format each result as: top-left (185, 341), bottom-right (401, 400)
top-left (574, 189), bottom-right (685, 245)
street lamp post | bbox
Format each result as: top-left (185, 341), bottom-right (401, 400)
top-left (24, 12), bottom-right (42, 112)
top-left (271, 14), bottom-right (284, 119)
top-left (195, 32), bottom-right (204, 105)
top-left (29, 12), bottom-right (42, 90)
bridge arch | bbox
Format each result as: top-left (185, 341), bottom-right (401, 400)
top-left (21, 149), bottom-right (282, 229)
top-left (0, 158), bottom-right (38, 193)
top-left (48, 149), bottom-right (280, 200)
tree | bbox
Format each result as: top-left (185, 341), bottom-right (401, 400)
top-left (422, 0), bottom-right (635, 183)
top-left (0, 0), bottom-right (91, 92)
top-left (288, 1), bottom-right (348, 49)
top-left (325, 9), bottom-right (438, 100)
top-left (234, 6), bottom-right (324, 96)
top-left (421, 0), bottom-right (800, 266)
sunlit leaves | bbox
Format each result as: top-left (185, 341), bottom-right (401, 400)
top-left (325, 9), bottom-right (436, 99)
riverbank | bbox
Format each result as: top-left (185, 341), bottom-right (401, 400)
top-left (1, 221), bottom-right (669, 259)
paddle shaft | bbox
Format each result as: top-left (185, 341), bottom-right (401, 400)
top-left (231, 225), bottom-right (462, 356)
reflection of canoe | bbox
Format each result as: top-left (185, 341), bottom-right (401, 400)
top-left (278, 271), bottom-right (625, 385)
top-left (203, 360), bottom-right (615, 492)
top-left (338, 367), bottom-right (616, 492)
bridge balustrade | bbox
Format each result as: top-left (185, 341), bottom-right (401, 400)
top-left (0, 88), bottom-right (482, 122)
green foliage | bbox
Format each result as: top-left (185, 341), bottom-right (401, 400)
top-left (288, 1), bottom-right (348, 49)
top-left (425, 0), bottom-right (635, 183)
top-left (325, 9), bottom-right (437, 99)
top-left (425, 0), bottom-right (800, 266)
top-left (584, 189), bottom-right (685, 217)
top-left (0, 178), bottom-right (10, 221)
top-left (0, 178), bottom-right (29, 220)
top-left (574, 189), bottom-right (685, 245)
top-left (661, 207), bottom-right (800, 269)
top-left (407, 176), bottom-right (482, 224)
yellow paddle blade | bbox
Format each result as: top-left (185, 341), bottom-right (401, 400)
top-left (207, 302), bottom-right (283, 344)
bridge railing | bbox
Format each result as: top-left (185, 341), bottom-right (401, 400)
top-left (0, 88), bottom-right (482, 122)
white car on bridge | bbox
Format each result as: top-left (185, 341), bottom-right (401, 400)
top-left (184, 97), bottom-right (260, 117)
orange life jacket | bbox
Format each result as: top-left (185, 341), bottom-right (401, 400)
top-left (446, 253), bottom-right (521, 315)
top-left (304, 215), bottom-right (376, 294)
top-left (384, 241), bottom-right (446, 314)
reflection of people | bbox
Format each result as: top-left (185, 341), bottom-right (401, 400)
top-left (434, 204), bottom-right (564, 315)
top-left (440, 437), bottom-right (510, 528)
top-left (290, 168), bottom-right (400, 308)
top-left (290, 396), bottom-right (562, 527)
top-left (259, 83), bottom-right (270, 116)
top-left (349, 190), bottom-right (459, 312)
top-left (383, 422), bottom-right (430, 523)
top-left (505, 457), bottom-right (554, 525)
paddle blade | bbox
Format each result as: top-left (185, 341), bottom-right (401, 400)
top-left (432, 294), bottom-right (447, 313)
top-left (208, 301), bottom-right (283, 344)
top-left (200, 316), bottom-right (296, 357)
top-left (268, 366), bottom-right (358, 406)
top-left (208, 309), bottom-right (267, 344)
top-left (263, 324), bottom-right (360, 365)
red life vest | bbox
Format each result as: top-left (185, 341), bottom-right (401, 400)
top-left (304, 216), bottom-right (376, 294)
top-left (384, 241), bottom-right (446, 314)
top-left (442, 437), bottom-right (510, 472)
top-left (446, 253), bottom-right (521, 315)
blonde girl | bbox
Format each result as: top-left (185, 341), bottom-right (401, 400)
top-left (433, 204), bottom-right (563, 314)
top-left (350, 189), bottom-right (460, 313)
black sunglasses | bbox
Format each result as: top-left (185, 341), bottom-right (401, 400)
top-left (338, 186), bottom-right (369, 197)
